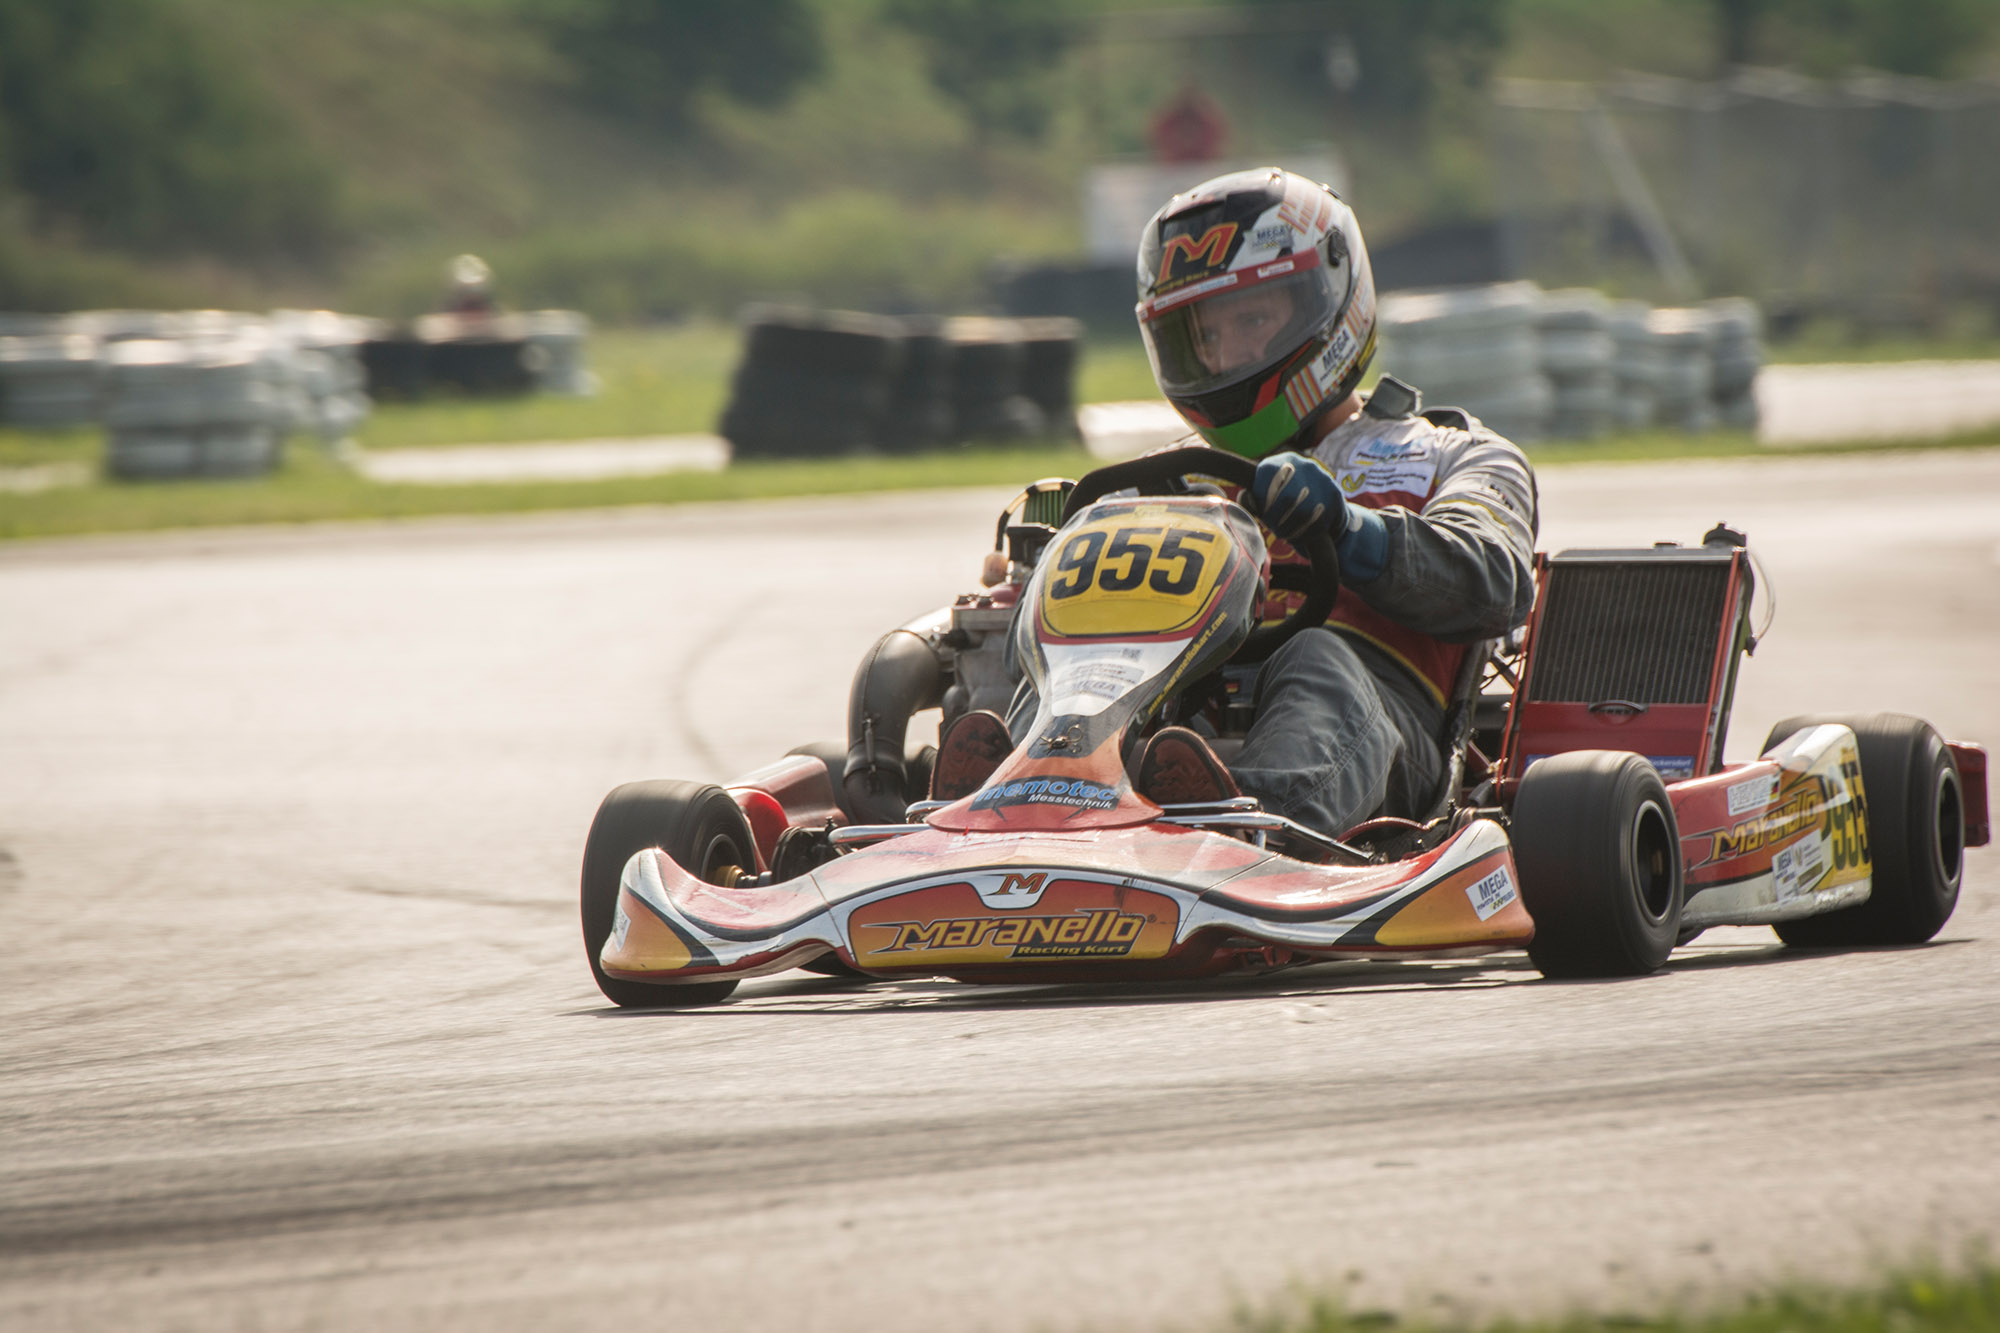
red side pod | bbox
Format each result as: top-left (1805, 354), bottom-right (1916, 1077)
top-left (727, 753), bottom-right (848, 867)
top-left (730, 790), bottom-right (786, 873)
top-left (1950, 741), bottom-right (1990, 847)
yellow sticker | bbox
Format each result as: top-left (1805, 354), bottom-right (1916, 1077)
top-left (1038, 512), bottom-right (1230, 637)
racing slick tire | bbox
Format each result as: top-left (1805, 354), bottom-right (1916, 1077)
top-left (580, 780), bottom-right (751, 1008)
top-left (1512, 750), bottom-right (1684, 978)
top-left (1761, 714), bottom-right (1963, 947)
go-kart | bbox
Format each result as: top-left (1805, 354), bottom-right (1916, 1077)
top-left (582, 448), bottom-right (1988, 1007)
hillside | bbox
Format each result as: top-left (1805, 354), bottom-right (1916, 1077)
top-left (3, 0), bottom-right (1996, 322)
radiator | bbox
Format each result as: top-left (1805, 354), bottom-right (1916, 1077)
top-left (1503, 541), bottom-right (1753, 783)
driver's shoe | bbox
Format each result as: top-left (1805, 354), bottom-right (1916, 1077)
top-left (931, 710), bottom-right (1013, 801)
top-left (1137, 726), bottom-right (1242, 807)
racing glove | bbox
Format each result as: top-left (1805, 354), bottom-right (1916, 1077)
top-left (1250, 451), bottom-right (1389, 581)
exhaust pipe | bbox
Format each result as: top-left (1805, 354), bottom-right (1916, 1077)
top-left (844, 613), bottom-right (947, 823)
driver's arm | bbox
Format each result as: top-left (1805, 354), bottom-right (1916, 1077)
top-left (1341, 425), bottom-right (1538, 643)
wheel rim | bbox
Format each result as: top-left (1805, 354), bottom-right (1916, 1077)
top-left (698, 831), bottom-right (749, 887)
top-left (1933, 766), bottom-right (1964, 887)
top-left (1630, 798), bottom-right (1677, 923)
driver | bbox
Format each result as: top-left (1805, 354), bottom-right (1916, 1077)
top-left (1113, 166), bottom-right (1539, 837)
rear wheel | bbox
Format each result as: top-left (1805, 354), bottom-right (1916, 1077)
top-left (580, 781), bottom-right (750, 1008)
top-left (1511, 751), bottom-right (1684, 978)
top-left (1762, 714), bottom-right (1963, 946)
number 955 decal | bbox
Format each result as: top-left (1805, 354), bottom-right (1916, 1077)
top-left (1038, 515), bottom-right (1231, 637)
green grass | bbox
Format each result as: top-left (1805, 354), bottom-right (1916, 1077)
top-left (8, 322), bottom-right (2000, 543)
top-left (0, 439), bottom-right (1093, 541)
top-left (1766, 334), bottom-right (2000, 365)
top-left (1233, 1266), bottom-right (2000, 1333)
top-left (1077, 337), bottom-right (1161, 405)
top-left (6, 422), bottom-right (1997, 544)
top-left (357, 324), bottom-right (742, 448)
top-left (1521, 422), bottom-right (2000, 464)
top-left (356, 327), bottom-right (1167, 449)
top-left (0, 426), bottom-right (98, 469)
top-left (353, 327), bottom-right (1164, 450)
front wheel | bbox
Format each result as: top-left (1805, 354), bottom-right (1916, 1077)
top-left (1511, 750), bottom-right (1684, 978)
top-left (580, 780), bottom-right (751, 1008)
top-left (1762, 713), bottom-right (1963, 947)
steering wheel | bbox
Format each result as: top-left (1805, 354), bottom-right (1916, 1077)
top-left (1058, 446), bottom-right (1341, 664)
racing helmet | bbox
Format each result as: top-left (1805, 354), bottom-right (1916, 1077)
top-left (1136, 167), bottom-right (1377, 458)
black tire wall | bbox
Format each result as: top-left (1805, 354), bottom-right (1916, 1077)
top-left (719, 309), bottom-right (1081, 459)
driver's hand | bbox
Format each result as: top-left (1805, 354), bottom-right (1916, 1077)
top-left (1250, 451), bottom-right (1346, 543)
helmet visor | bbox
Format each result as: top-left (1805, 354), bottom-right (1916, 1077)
top-left (1139, 253), bottom-right (1348, 398)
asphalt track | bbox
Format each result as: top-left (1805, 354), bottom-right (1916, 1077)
top-left (2, 449), bottom-right (1997, 1333)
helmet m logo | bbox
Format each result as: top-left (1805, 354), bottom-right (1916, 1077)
top-left (1158, 223), bottom-right (1238, 285)
top-left (975, 870), bottom-right (1053, 909)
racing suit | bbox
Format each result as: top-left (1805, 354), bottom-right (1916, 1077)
top-left (1225, 381), bottom-right (1539, 836)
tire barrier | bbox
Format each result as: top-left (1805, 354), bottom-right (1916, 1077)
top-left (521, 310), bottom-right (598, 397)
top-left (419, 336), bottom-right (536, 398)
top-left (1538, 289), bottom-right (1617, 440)
top-left (1376, 283), bottom-right (1764, 440)
top-left (879, 316), bottom-right (952, 455)
top-left (1647, 307), bottom-right (1718, 434)
top-left (1017, 317), bottom-right (1083, 439)
top-left (102, 337), bottom-right (293, 480)
top-left (1705, 297), bottom-right (1764, 430)
top-left (0, 333), bottom-right (102, 427)
top-left (357, 337), bottom-right (430, 402)
top-left (722, 307), bottom-right (905, 460)
top-left (266, 310), bottom-right (376, 447)
top-left (362, 311), bottom-right (596, 402)
top-left (1609, 300), bottom-right (1662, 431)
top-left (947, 317), bottom-right (1044, 444)
top-left (719, 309), bottom-right (1082, 461)
top-left (0, 309), bottom-right (382, 479)
top-left (1378, 282), bottom-right (1554, 443)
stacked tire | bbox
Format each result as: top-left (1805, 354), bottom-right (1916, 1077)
top-left (284, 314), bottom-right (379, 447)
top-left (1374, 285), bottom-right (1766, 440)
top-left (0, 332), bottom-right (102, 427)
top-left (521, 309), bottom-right (598, 397)
top-left (946, 317), bottom-right (1044, 443)
top-left (362, 310), bottom-right (594, 401)
top-left (101, 336), bottom-right (295, 479)
top-left (1608, 300), bottom-right (1662, 430)
top-left (410, 312), bottom-right (536, 397)
top-left (1377, 282), bottom-right (1553, 442)
top-left (1017, 317), bottom-right (1083, 440)
top-left (879, 315), bottom-right (953, 454)
top-left (718, 309), bottom-right (1081, 460)
top-left (721, 308), bottom-right (905, 460)
top-left (1646, 307), bottom-right (1718, 433)
top-left (1537, 289), bottom-right (1616, 439)
top-left (1705, 297), bottom-right (1764, 430)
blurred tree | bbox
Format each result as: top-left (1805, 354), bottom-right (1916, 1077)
top-left (549, 0), bottom-right (826, 127)
top-left (1831, 0), bottom-right (1998, 76)
top-left (882, 0), bottom-right (1074, 142)
top-left (1232, 0), bottom-right (1513, 116)
top-left (1710, 0), bottom-right (1776, 68)
top-left (0, 0), bottom-right (340, 259)
top-left (1697, 0), bottom-right (1999, 76)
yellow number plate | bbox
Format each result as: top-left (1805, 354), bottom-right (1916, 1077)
top-left (1038, 512), bottom-right (1230, 637)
